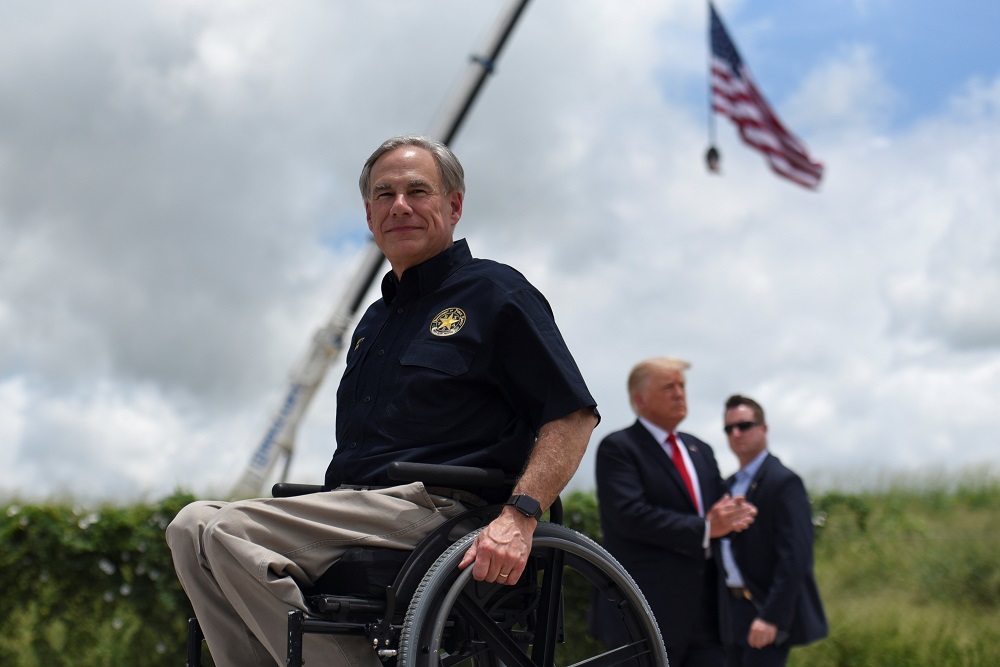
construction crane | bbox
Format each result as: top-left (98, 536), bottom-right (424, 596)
top-left (230, 0), bottom-right (532, 499)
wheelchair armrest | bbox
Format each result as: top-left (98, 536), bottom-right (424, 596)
top-left (273, 463), bottom-right (514, 499)
top-left (272, 483), bottom-right (326, 498)
top-left (387, 462), bottom-right (513, 488)
top-left (387, 462), bottom-right (561, 521)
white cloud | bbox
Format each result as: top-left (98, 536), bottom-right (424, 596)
top-left (787, 44), bottom-right (898, 133)
top-left (0, 378), bottom-right (29, 475)
top-left (2, 0), bottom-right (999, 503)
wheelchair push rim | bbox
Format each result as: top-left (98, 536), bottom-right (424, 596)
top-left (398, 524), bottom-right (668, 667)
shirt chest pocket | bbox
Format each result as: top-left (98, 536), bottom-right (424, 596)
top-left (399, 340), bottom-right (472, 376)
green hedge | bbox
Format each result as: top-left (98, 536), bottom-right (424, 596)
top-left (0, 492), bottom-right (197, 666)
top-left (2, 481), bottom-right (999, 666)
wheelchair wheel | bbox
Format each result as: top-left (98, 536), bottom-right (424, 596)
top-left (398, 523), bottom-right (668, 667)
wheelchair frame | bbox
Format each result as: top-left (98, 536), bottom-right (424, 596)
top-left (185, 463), bottom-right (668, 667)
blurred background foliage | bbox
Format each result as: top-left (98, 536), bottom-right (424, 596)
top-left (2, 476), bottom-right (998, 666)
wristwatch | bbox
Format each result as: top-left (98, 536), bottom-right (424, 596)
top-left (505, 494), bottom-right (544, 520)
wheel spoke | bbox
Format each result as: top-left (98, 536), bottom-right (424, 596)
top-left (533, 547), bottom-right (565, 667)
top-left (565, 639), bottom-right (653, 667)
top-left (454, 591), bottom-right (535, 667)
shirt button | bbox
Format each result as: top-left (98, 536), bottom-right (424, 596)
top-left (350, 442), bottom-right (357, 449)
top-left (397, 307), bottom-right (404, 314)
top-left (378, 349), bottom-right (385, 356)
top-left (364, 396), bottom-right (372, 402)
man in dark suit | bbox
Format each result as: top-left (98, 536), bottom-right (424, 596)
top-left (719, 394), bottom-right (828, 667)
top-left (591, 358), bottom-right (757, 667)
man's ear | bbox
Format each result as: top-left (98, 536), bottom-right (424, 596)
top-left (449, 191), bottom-right (463, 225)
top-left (365, 202), bottom-right (374, 232)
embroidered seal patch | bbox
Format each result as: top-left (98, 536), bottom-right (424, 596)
top-left (430, 307), bottom-right (466, 337)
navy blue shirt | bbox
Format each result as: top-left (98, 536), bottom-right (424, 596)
top-left (324, 239), bottom-right (596, 501)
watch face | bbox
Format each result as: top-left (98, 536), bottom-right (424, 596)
top-left (509, 494), bottom-right (541, 519)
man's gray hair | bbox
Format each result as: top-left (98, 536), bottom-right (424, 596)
top-left (359, 135), bottom-right (466, 201)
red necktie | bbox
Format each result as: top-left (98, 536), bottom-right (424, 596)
top-left (667, 433), bottom-right (700, 514)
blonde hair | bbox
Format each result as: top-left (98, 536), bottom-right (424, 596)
top-left (627, 357), bottom-right (690, 395)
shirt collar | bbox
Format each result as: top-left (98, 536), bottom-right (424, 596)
top-left (380, 238), bottom-right (472, 304)
top-left (737, 449), bottom-right (769, 482)
top-left (638, 416), bottom-right (672, 446)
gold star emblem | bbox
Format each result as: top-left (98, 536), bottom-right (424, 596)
top-left (430, 307), bottom-right (467, 337)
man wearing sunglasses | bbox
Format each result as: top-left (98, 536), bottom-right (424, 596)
top-left (719, 395), bottom-right (828, 667)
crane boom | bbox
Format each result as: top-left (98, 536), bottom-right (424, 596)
top-left (230, 0), bottom-right (532, 499)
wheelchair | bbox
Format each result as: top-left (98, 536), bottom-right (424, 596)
top-left (185, 462), bottom-right (667, 667)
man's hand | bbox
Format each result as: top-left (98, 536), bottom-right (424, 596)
top-left (747, 618), bottom-right (778, 648)
top-left (458, 508), bottom-right (536, 584)
top-left (457, 407), bottom-right (596, 585)
top-left (707, 494), bottom-right (757, 538)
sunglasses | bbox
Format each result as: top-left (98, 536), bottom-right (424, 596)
top-left (724, 421), bottom-right (759, 435)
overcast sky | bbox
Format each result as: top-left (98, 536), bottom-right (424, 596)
top-left (3, 0), bottom-right (999, 503)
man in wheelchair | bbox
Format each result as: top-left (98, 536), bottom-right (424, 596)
top-left (167, 135), bottom-right (601, 667)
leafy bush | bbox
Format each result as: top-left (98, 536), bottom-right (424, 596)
top-left (0, 492), bottom-right (198, 666)
top-left (3, 478), bottom-right (999, 666)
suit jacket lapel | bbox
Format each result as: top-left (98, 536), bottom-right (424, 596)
top-left (679, 433), bottom-right (710, 494)
top-left (631, 421), bottom-right (696, 511)
top-left (744, 452), bottom-right (773, 503)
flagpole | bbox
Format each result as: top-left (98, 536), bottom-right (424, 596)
top-left (705, 0), bottom-right (720, 172)
top-left (706, 1), bottom-right (716, 145)
top-left (705, 1), bottom-right (824, 188)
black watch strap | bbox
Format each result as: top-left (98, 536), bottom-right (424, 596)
top-left (505, 494), bottom-right (543, 520)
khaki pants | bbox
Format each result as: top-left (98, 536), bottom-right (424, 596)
top-left (166, 482), bottom-right (469, 667)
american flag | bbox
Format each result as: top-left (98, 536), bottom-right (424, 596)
top-left (709, 2), bottom-right (824, 189)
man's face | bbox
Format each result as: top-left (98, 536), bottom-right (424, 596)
top-left (633, 367), bottom-right (687, 432)
top-left (365, 145), bottom-right (463, 276)
top-left (724, 404), bottom-right (768, 466)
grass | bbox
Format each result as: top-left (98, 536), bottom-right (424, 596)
top-left (787, 476), bottom-right (1000, 666)
top-left (2, 476), bottom-right (999, 666)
